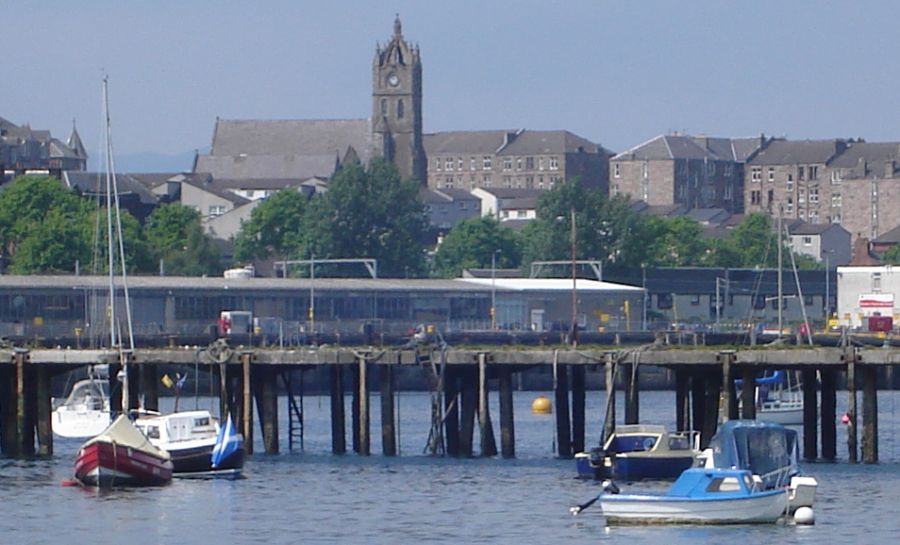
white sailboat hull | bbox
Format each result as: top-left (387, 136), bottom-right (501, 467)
top-left (53, 408), bottom-right (110, 438)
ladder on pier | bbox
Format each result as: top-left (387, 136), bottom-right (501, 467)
top-left (418, 347), bottom-right (446, 455)
top-left (281, 370), bottom-right (305, 452)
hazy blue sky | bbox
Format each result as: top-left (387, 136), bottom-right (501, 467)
top-left (5, 1), bottom-right (900, 170)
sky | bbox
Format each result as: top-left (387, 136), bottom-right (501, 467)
top-left (4, 1), bottom-right (900, 171)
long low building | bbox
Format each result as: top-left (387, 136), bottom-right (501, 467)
top-left (0, 275), bottom-right (644, 340)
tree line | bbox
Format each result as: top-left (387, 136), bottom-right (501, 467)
top-left (0, 163), bottom-right (851, 277)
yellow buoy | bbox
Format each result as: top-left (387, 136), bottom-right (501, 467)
top-left (532, 395), bottom-right (552, 415)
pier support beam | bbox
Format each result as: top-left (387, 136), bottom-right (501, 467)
top-left (820, 368), bottom-right (837, 461)
top-left (675, 368), bottom-right (689, 431)
top-left (379, 363), bottom-right (396, 456)
top-left (356, 356), bottom-right (370, 456)
top-left (690, 372), bottom-right (706, 439)
top-left (140, 363), bottom-right (159, 412)
top-left (241, 353), bottom-right (253, 456)
top-left (329, 365), bottom-right (346, 455)
top-left (477, 354), bottom-right (498, 457)
top-left (720, 354), bottom-right (737, 422)
top-left (846, 351), bottom-right (858, 463)
top-left (571, 365), bottom-right (586, 455)
top-left (702, 370), bottom-right (720, 448)
top-left (862, 365), bottom-right (878, 464)
top-left (740, 368), bottom-right (756, 420)
top-left (444, 367), bottom-right (461, 457)
top-left (802, 369), bottom-right (818, 461)
top-left (498, 368), bottom-right (515, 458)
top-left (35, 366), bottom-right (52, 456)
top-left (0, 366), bottom-right (14, 456)
top-left (15, 351), bottom-right (34, 457)
top-left (554, 362), bottom-right (571, 458)
top-left (351, 363), bottom-right (360, 453)
top-left (624, 359), bottom-right (639, 425)
top-left (459, 367), bottom-right (477, 458)
top-left (254, 366), bottom-right (279, 454)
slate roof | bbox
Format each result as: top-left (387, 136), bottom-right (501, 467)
top-left (475, 188), bottom-right (544, 199)
top-left (614, 134), bottom-right (767, 163)
top-left (747, 139), bottom-right (846, 165)
top-left (498, 130), bottom-right (603, 155)
top-left (424, 130), bottom-right (514, 154)
top-left (827, 141), bottom-right (900, 177)
top-left (686, 208), bottom-right (730, 226)
top-left (195, 118), bottom-right (370, 179)
top-left (872, 224), bottom-right (900, 244)
top-left (788, 221), bottom-right (835, 236)
top-left (420, 188), bottom-right (480, 204)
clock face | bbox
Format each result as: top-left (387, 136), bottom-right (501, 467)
top-left (388, 73), bottom-right (400, 87)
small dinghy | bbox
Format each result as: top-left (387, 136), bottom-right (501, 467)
top-left (571, 468), bottom-right (788, 525)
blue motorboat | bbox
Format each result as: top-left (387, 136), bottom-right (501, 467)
top-left (572, 468), bottom-right (789, 524)
top-left (575, 424), bottom-right (700, 481)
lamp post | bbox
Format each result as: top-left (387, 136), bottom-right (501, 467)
top-left (491, 249), bottom-right (501, 330)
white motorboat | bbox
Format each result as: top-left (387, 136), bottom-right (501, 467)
top-left (573, 468), bottom-right (789, 525)
top-left (134, 410), bottom-right (244, 476)
top-left (52, 369), bottom-right (111, 438)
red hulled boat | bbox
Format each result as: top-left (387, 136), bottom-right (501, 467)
top-left (74, 414), bottom-right (173, 487)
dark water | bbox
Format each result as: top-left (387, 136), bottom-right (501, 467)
top-left (3, 391), bottom-right (900, 544)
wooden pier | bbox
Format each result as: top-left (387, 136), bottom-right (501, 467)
top-left (1, 343), bottom-right (898, 463)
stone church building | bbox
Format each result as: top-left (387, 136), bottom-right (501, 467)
top-left (193, 16), bottom-right (608, 194)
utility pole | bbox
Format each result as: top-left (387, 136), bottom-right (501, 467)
top-left (570, 207), bottom-right (577, 346)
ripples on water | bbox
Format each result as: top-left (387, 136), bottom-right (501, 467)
top-left (2, 391), bottom-right (900, 544)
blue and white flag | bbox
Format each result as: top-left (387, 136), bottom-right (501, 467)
top-left (211, 414), bottom-right (244, 469)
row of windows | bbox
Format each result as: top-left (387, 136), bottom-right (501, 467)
top-left (0, 294), bottom-right (85, 320)
top-left (751, 165), bottom-right (823, 184)
top-left (434, 155), bottom-right (559, 173)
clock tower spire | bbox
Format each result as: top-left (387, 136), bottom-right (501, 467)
top-left (372, 15), bottom-right (426, 183)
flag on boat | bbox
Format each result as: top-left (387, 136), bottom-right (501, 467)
top-left (175, 373), bottom-right (188, 391)
top-left (161, 374), bottom-right (174, 388)
top-left (211, 414), bottom-right (244, 469)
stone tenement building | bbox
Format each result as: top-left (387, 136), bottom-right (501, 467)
top-left (609, 134), bottom-right (767, 213)
top-left (0, 117), bottom-right (87, 182)
top-left (423, 129), bottom-right (609, 192)
top-left (192, 17), bottom-right (606, 196)
top-left (743, 139), bottom-right (900, 242)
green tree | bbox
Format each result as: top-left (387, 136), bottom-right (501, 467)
top-left (522, 178), bottom-right (644, 275)
top-left (310, 159), bottom-right (428, 277)
top-left (642, 216), bottom-right (711, 267)
top-left (0, 176), bottom-right (95, 273)
top-left (433, 216), bottom-right (521, 277)
top-left (145, 203), bottom-right (221, 275)
top-left (883, 244), bottom-right (900, 265)
top-left (234, 189), bottom-right (311, 262)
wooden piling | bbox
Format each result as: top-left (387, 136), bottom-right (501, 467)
top-left (15, 351), bottom-right (28, 457)
top-left (691, 372), bottom-right (706, 437)
top-left (140, 363), bottom-right (159, 412)
top-left (357, 355), bottom-right (369, 456)
top-left (379, 363), bottom-right (396, 456)
top-left (820, 368), bottom-right (837, 461)
top-left (0, 366), bottom-right (13, 455)
top-left (477, 353), bottom-right (498, 457)
top-left (720, 355), bottom-right (733, 422)
top-left (862, 365), bottom-right (878, 464)
top-left (802, 368), bottom-right (818, 461)
top-left (740, 368), bottom-right (756, 420)
top-left (444, 367), bottom-right (460, 457)
top-left (846, 349), bottom-right (858, 463)
top-left (459, 367), bottom-right (477, 458)
top-left (675, 368), bottom-right (689, 431)
top-left (702, 370), bottom-right (720, 448)
top-left (241, 352), bottom-right (254, 455)
top-left (624, 360), bottom-right (639, 425)
top-left (570, 364), bottom-right (586, 455)
top-left (554, 362), bottom-right (572, 458)
top-left (35, 366), bottom-right (52, 456)
top-left (218, 362), bottom-right (228, 421)
top-left (498, 368), bottom-right (515, 458)
top-left (329, 365), bottom-right (346, 455)
top-left (255, 366), bottom-right (279, 455)
top-left (351, 362), bottom-right (360, 454)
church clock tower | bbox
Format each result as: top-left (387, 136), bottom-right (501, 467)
top-left (372, 16), bottom-right (426, 183)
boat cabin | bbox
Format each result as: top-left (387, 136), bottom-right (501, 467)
top-left (136, 411), bottom-right (218, 443)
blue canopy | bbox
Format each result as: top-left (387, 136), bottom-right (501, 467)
top-left (707, 420), bottom-right (799, 487)
top-left (734, 370), bottom-right (786, 387)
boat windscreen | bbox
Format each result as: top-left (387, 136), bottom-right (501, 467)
top-left (708, 420), bottom-right (798, 486)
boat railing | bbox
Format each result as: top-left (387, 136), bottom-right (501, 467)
top-left (758, 465), bottom-right (794, 488)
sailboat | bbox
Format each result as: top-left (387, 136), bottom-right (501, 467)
top-left (52, 365), bottom-right (111, 438)
top-left (73, 78), bottom-right (173, 487)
